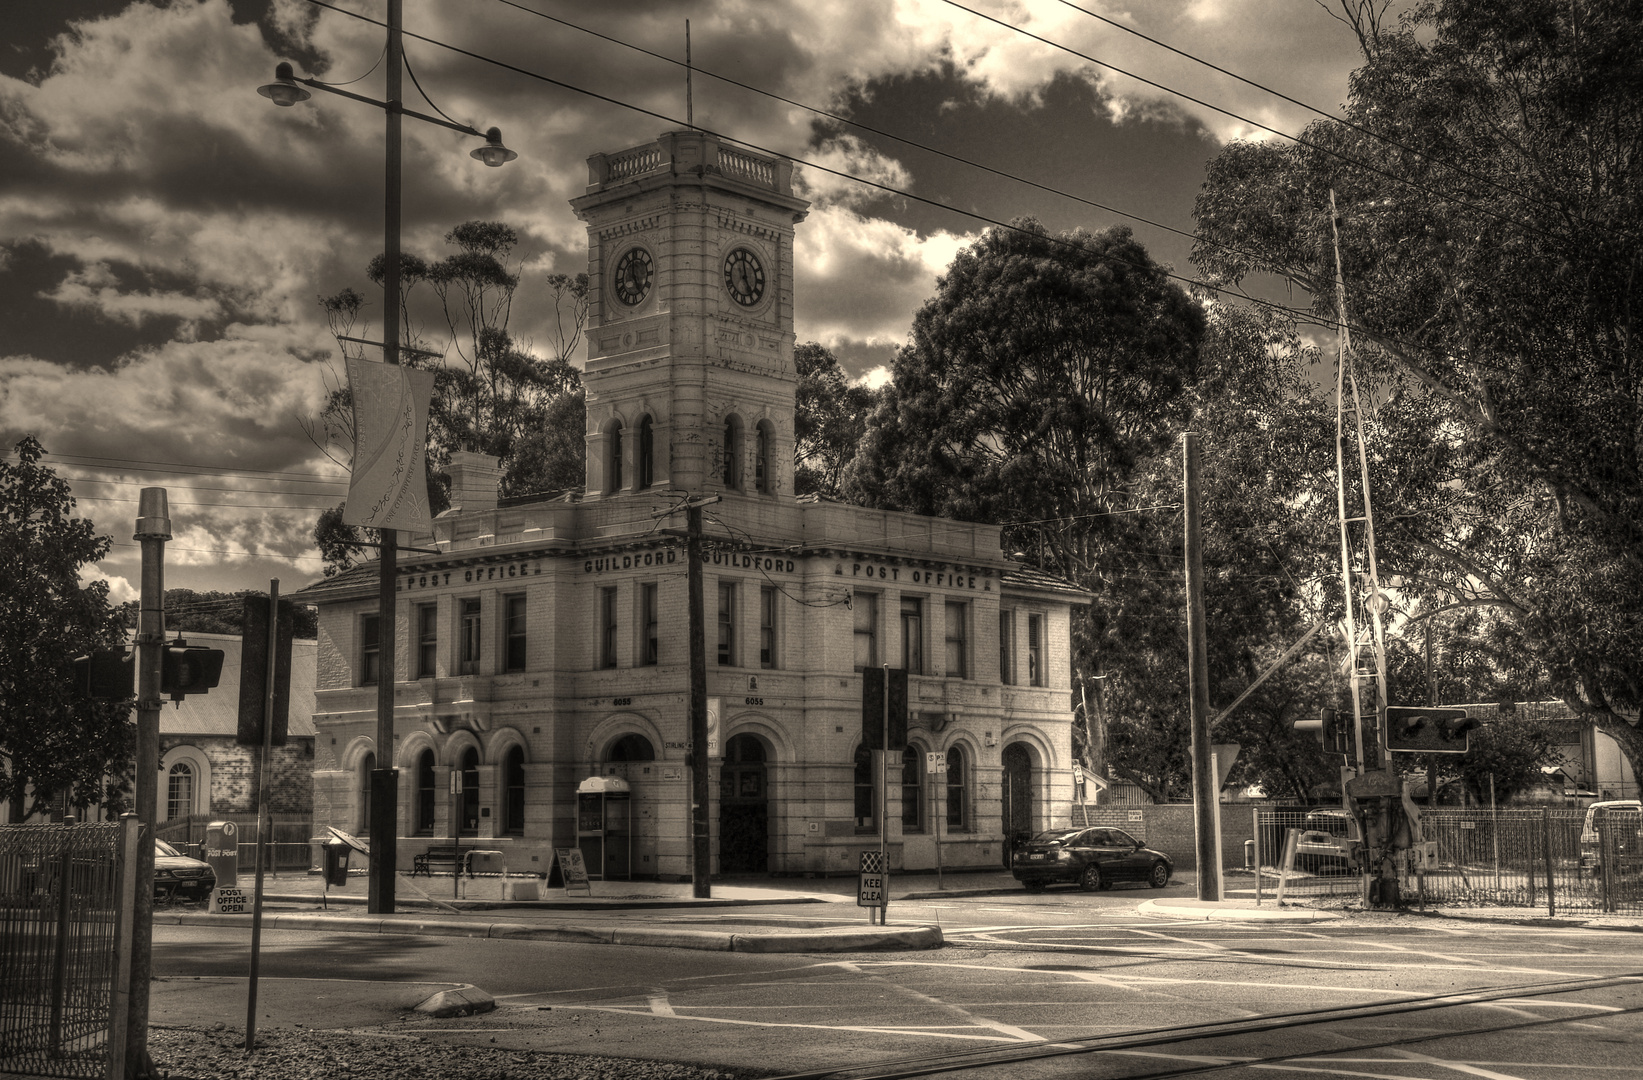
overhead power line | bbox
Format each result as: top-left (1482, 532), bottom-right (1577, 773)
top-left (303, 0), bottom-right (1350, 337)
top-left (1048, 0), bottom-right (1557, 216)
top-left (938, 0), bottom-right (1551, 240)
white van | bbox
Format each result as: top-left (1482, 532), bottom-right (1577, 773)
top-left (1579, 799), bottom-right (1642, 878)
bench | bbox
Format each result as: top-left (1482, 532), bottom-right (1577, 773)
top-left (410, 846), bottom-right (465, 877)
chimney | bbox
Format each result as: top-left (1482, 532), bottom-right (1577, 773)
top-left (446, 451), bottom-right (502, 513)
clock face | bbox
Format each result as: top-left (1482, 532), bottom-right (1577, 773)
top-left (614, 247), bottom-right (653, 306)
top-left (723, 248), bottom-right (766, 307)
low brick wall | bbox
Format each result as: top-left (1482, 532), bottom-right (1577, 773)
top-left (1075, 803), bottom-right (1258, 872)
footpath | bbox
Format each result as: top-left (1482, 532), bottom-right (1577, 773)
top-left (158, 866), bottom-right (1338, 958)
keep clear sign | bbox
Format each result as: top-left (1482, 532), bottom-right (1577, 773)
top-left (858, 850), bottom-right (888, 909)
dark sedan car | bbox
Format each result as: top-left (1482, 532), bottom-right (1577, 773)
top-left (154, 839), bottom-right (216, 901)
top-left (1011, 827), bottom-right (1173, 891)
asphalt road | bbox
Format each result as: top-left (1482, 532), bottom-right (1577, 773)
top-left (151, 892), bottom-right (1643, 1079)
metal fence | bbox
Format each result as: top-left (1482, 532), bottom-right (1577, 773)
top-left (154, 813), bottom-right (314, 875)
top-left (0, 821), bottom-right (131, 1079)
top-left (1252, 807), bottom-right (1643, 916)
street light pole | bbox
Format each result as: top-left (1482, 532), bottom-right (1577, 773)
top-left (259, 1), bottom-right (514, 917)
top-left (369, 0), bottom-right (405, 919)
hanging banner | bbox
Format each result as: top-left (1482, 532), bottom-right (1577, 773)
top-left (343, 356), bottom-right (434, 532)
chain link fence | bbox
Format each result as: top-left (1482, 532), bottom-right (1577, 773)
top-left (1253, 807), bottom-right (1643, 916)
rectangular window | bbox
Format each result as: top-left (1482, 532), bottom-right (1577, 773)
top-left (415, 604), bottom-right (437, 678)
top-left (642, 583), bottom-right (659, 666)
top-left (853, 593), bottom-right (878, 670)
top-left (600, 586), bottom-right (619, 669)
top-left (901, 597), bottom-right (923, 674)
top-left (460, 599), bottom-right (482, 674)
top-left (999, 609), bottom-right (1015, 685)
top-left (1028, 613), bottom-right (1044, 686)
top-left (717, 582), bottom-right (736, 666)
top-left (504, 595), bottom-right (527, 673)
top-left (901, 748), bottom-right (923, 832)
top-left (759, 586), bottom-right (777, 669)
top-left (360, 614), bottom-right (381, 686)
top-left (944, 601), bottom-right (967, 678)
top-left (947, 748), bottom-right (968, 831)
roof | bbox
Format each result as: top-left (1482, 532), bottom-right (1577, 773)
top-left (144, 632), bottom-right (318, 740)
top-left (998, 563), bottom-right (1092, 601)
top-left (289, 561), bottom-right (380, 604)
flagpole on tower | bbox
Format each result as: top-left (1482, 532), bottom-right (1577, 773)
top-left (686, 20), bottom-right (694, 129)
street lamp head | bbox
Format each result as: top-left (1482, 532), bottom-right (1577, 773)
top-left (257, 62), bottom-right (311, 107)
top-left (470, 127), bottom-right (518, 167)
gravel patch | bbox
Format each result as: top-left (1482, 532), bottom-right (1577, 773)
top-left (148, 1026), bottom-right (768, 1080)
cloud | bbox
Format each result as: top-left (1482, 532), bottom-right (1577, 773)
top-left (796, 204), bottom-right (971, 355)
top-left (78, 563), bottom-right (137, 607)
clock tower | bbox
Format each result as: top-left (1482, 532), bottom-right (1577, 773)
top-left (571, 131), bottom-right (811, 499)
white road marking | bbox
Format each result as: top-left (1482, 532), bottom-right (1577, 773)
top-left (547, 1004), bottom-right (1021, 1043)
top-left (1386, 1047), bottom-right (1530, 1079)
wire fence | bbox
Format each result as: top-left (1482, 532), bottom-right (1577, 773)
top-left (1252, 807), bottom-right (1643, 916)
top-left (0, 822), bottom-right (125, 1079)
top-left (154, 813), bottom-right (315, 875)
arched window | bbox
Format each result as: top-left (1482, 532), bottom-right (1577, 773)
top-left (166, 763), bottom-right (193, 822)
top-left (608, 733), bottom-right (657, 761)
top-left (460, 748), bottom-right (480, 837)
top-left (723, 415), bottom-right (743, 490)
top-left (637, 415), bottom-right (654, 489)
top-left (754, 420), bottom-right (773, 493)
top-left (853, 744), bottom-right (875, 832)
top-left (946, 746), bottom-right (968, 832)
top-left (503, 746), bottom-right (526, 837)
top-left (607, 420), bottom-right (624, 493)
top-left (901, 746), bottom-right (923, 832)
top-left (357, 751), bottom-right (375, 834)
top-left (415, 750), bottom-right (436, 835)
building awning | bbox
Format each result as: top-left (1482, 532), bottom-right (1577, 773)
top-left (577, 776), bottom-right (631, 795)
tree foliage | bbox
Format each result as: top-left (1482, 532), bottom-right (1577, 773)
top-left (0, 438), bottom-right (133, 820)
top-left (793, 342), bottom-right (878, 499)
top-left (846, 220), bottom-right (1343, 801)
top-left (155, 589), bottom-right (318, 639)
top-left (1193, 0), bottom-right (1643, 780)
top-left (310, 223), bottom-right (589, 576)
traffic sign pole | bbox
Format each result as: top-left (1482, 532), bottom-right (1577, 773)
top-left (927, 751), bottom-right (945, 890)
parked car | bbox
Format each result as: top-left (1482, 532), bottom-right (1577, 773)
top-left (1294, 808), bottom-right (1358, 873)
top-left (154, 839), bottom-right (216, 901)
top-left (1011, 827), bottom-right (1173, 892)
top-left (1579, 800), bottom-right (1642, 880)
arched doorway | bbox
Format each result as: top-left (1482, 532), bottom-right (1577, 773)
top-left (1001, 742), bottom-right (1034, 865)
top-left (719, 733), bottom-right (768, 873)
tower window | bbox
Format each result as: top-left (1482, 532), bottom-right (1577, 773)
top-left (608, 420), bottom-right (624, 493)
top-left (723, 415), bottom-right (743, 490)
top-left (755, 421), bottom-right (773, 493)
top-left (638, 415), bottom-right (654, 489)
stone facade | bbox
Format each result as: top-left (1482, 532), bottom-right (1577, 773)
top-left (297, 132), bottom-right (1088, 880)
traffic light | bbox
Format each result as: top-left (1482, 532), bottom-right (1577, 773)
top-left (1295, 707), bottom-right (1351, 758)
top-left (72, 649), bottom-right (134, 700)
top-left (238, 593), bottom-right (295, 747)
top-left (861, 667), bottom-right (909, 751)
top-left (1385, 706), bottom-right (1475, 753)
top-left (160, 642), bottom-right (225, 700)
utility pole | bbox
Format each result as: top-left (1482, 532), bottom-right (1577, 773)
top-left (1182, 434), bottom-right (1220, 901)
top-left (127, 488), bottom-right (169, 1079)
top-left (368, 0), bottom-right (404, 917)
top-left (685, 497), bottom-right (718, 898)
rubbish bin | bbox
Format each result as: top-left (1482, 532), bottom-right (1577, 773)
top-left (1244, 839), bottom-right (1255, 871)
top-left (322, 840), bottom-right (350, 887)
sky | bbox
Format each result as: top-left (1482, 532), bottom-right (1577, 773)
top-left (0, 0), bottom-right (1384, 604)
